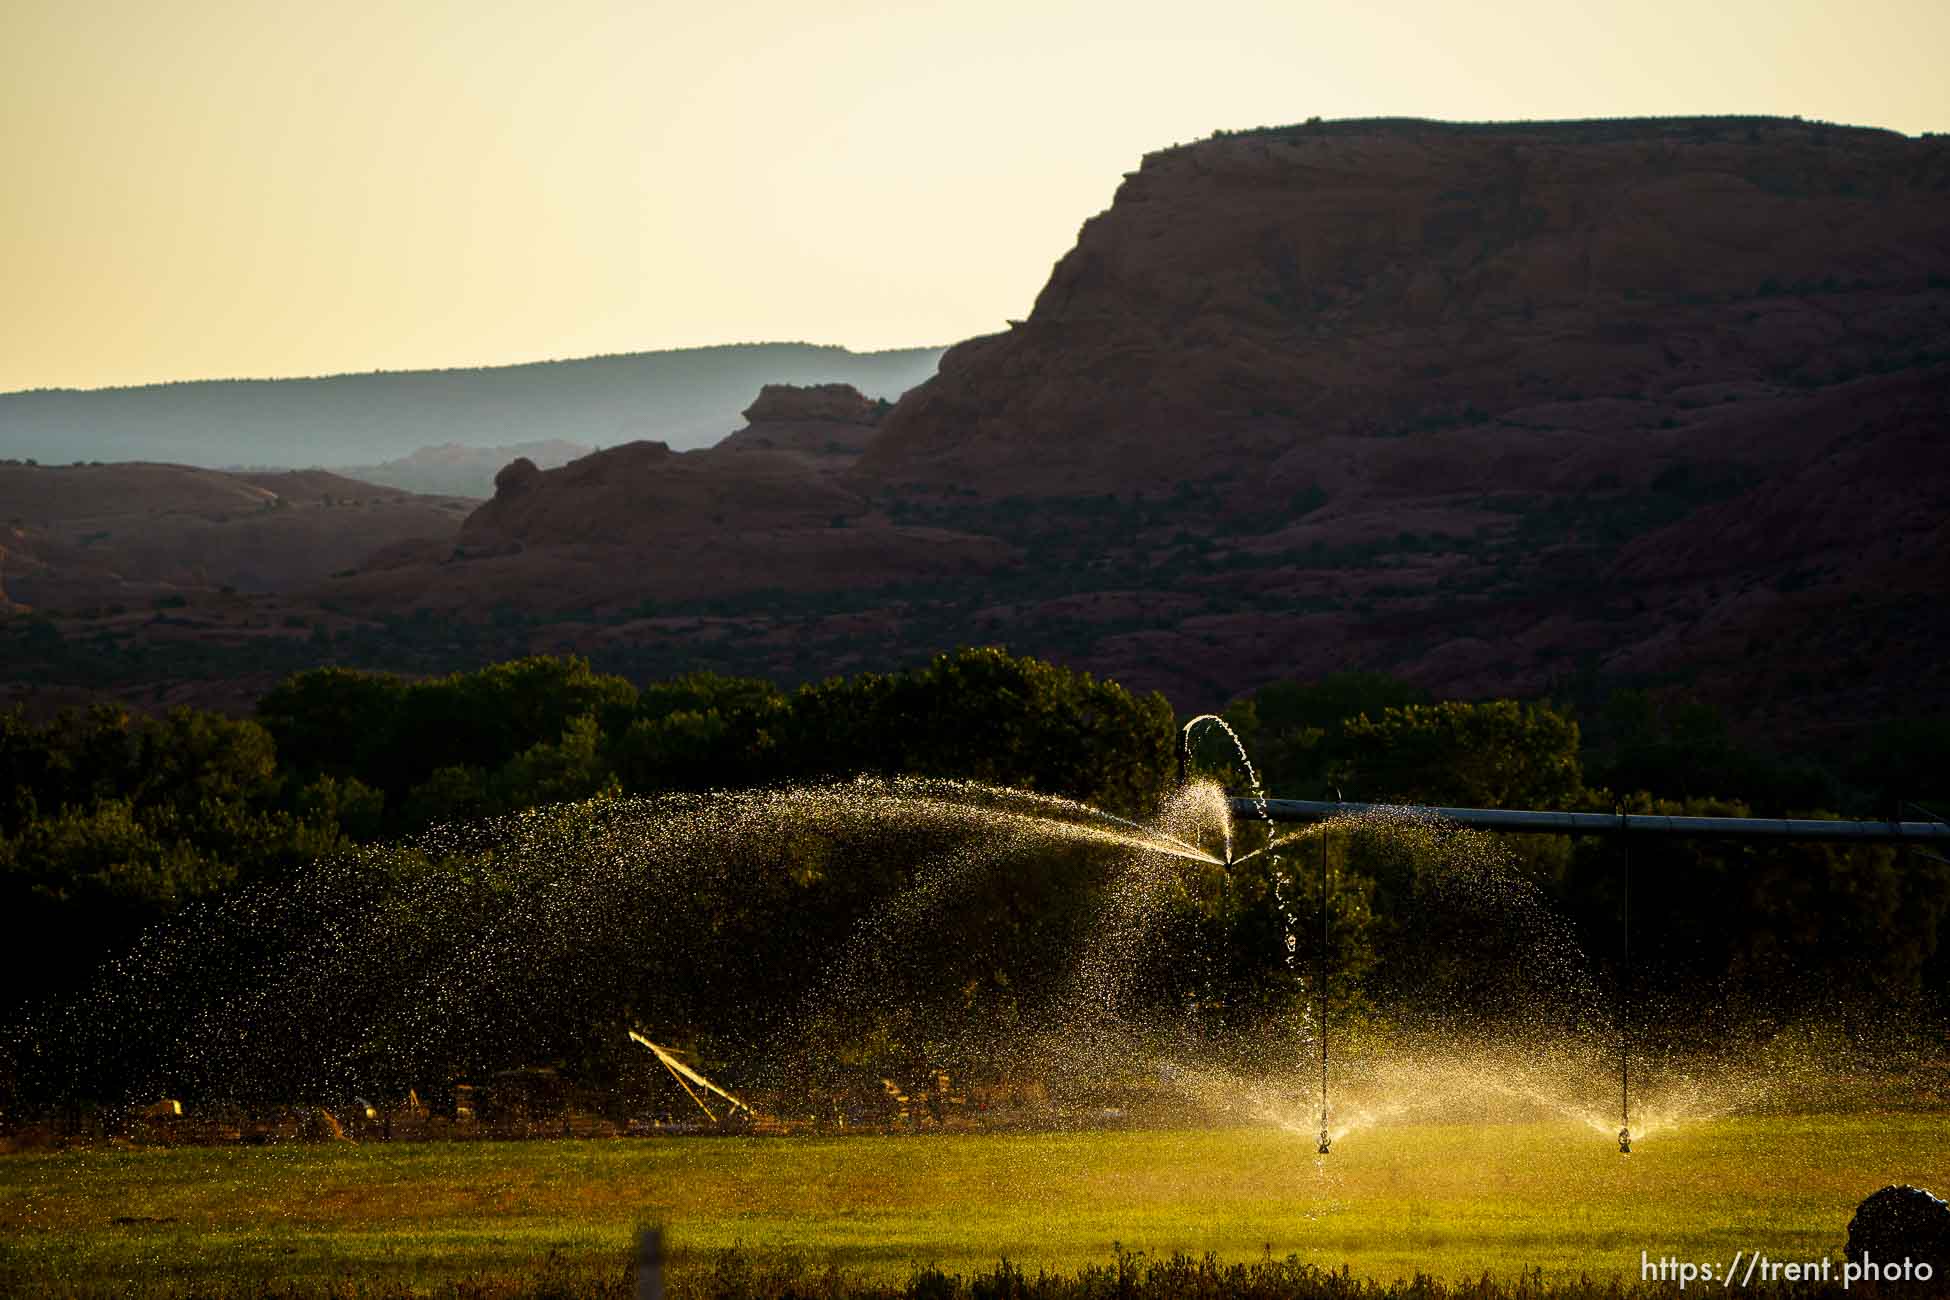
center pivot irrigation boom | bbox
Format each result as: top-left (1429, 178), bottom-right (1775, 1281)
top-left (1228, 799), bottom-right (1950, 843)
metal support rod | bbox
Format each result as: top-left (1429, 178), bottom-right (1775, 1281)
top-left (1619, 810), bottom-right (1631, 1155)
top-left (1231, 799), bottom-right (1950, 843)
top-left (1317, 823), bottom-right (1330, 1155)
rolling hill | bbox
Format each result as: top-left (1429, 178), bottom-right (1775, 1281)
top-left (0, 343), bottom-right (943, 471)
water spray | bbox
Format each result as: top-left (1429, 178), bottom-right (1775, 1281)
top-left (1183, 715), bottom-right (1335, 1153)
top-left (1317, 801), bottom-right (1332, 1155)
top-left (1180, 714), bottom-right (1271, 863)
top-left (1618, 808), bottom-right (1631, 1156)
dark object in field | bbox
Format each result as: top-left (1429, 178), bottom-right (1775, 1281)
top-left (1846, 1185), bottom-right (1950, 1272)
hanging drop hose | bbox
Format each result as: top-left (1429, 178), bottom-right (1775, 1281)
top-left (1318, 811), bottom-right (1331, 1155)
top-left (1619, 809), bottom-right (1632, 1156)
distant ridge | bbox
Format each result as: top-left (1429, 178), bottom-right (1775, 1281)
top-left (0, 342), bottom-right (945, 468)
top-left (1215, 114), bottom-right (1913, 141)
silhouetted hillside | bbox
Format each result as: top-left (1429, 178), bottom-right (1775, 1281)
top-left (5, 119), bottom-right (1946, 751)
top-left (0, 461), bottom-right (470, 609)
top-left (0, 343), bottom-right (943, 469)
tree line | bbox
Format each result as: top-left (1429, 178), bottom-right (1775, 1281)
top-left (1, 649), bottom-right (1943, 1107)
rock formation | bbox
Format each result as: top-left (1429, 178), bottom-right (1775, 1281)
top-left (834, 117), bottom-right (1950, 721)
top-left (15, 120), bottom-right (1948, 732)
top-left (318, 121), bottom-right (1950, 724)
top-left (862, 117), bottom-right (1950, 501)
top-left (466, 439), bottom-right (861, 545)
top-left (714, 383), bottom-right (885, 468)
top-left (741, 383), bottom-right (883, 426)
top-left (326, 386), bottom-right (1010, 612)
top-left (490, 456), bottom-right (543, 499)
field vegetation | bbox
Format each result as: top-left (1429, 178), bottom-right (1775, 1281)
top-left (5, 1117), bottom-right (1943, 1297)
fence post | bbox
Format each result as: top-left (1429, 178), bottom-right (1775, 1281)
top-left (636, 1226), bottom-right (664, 1300)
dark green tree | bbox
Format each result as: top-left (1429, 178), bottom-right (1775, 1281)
top-left (1333, 699), bottom-right (1584, 809)
top-left (1220, 672), bottom-right (1433, 798)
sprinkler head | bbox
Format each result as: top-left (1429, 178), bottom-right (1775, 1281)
top-left (1317, 1128), bottom-right (1331, 1155)
top-left (1618, 1127), bottom-right (1631, 1155)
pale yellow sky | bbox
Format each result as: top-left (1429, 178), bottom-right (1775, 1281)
top-left (4, 0), bottom-right (1945, 392)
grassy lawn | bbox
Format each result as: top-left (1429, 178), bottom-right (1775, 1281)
top-left (3, 1115), bottom-right (1946, 1295)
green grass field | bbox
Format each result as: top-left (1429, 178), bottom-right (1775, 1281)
top-left (3, 1115), bottom-right (1946, 1296)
